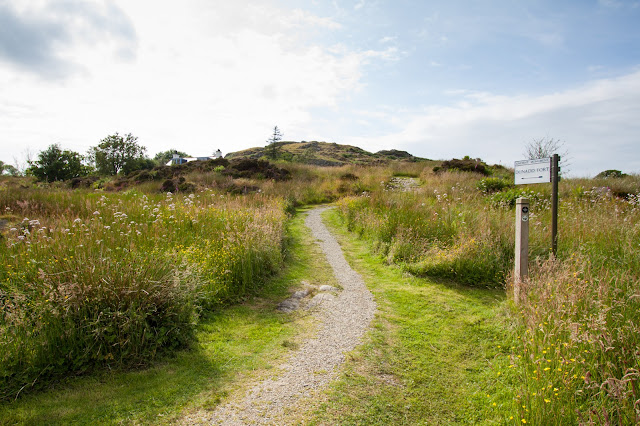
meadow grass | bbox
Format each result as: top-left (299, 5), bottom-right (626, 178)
top-left (335, 169), bottom-right (640, 424)
top-left (0, 187), bottom-right (286, 400)
top-left (0, 208), bottom-right (337, 424)
top-left (1, 165), bottom-right (638, 423)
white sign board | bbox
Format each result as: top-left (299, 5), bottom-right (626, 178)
top-left (514, 158), bottom-right (551, 185)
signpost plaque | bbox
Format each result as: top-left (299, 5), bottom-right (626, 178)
top-left (514, 158), bottom-right (551, 185)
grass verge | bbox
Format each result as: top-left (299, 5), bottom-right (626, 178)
top-left (0, 208), bottom-right (336, 425)
top-left (305, 208), bottom-right (515, 425)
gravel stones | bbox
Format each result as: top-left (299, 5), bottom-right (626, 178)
top-left (318, 285), bottom-right (339, 292)
top-left (276, 288), bottom-right (312, 313)
top-left (203, 207), bottom-right (377, 425)
top-left (304, 292), bottom-right (335, 311)
top-left (276, 285), bottom-right (340, 313)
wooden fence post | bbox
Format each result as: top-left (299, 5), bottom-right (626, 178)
top-left (514, 197), bottom-right (530, 304)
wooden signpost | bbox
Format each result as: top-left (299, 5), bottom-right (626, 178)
top-left (513, 154), bottom-right (560, 303)
top-left (514, 197), bottom-right (529, 303)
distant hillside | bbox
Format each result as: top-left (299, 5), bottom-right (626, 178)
top-left (225, 141), bottom-right (429, 166)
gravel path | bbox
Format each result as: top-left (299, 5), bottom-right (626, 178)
top-left (201, 206), bottom-right (377, 425)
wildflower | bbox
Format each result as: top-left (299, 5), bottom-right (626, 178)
top-left (73, 218), bottom-right (82, 223)
top-left (93, 211), bottom-right (100, 215)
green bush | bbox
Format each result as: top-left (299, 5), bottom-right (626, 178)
top-left (595, 169), bottom-right (627, 179)
top-left (433, 157), bottom-right (489, 175)
top-left (477, 177), bottom-right (513, 193)
top-left (488, 187), bottom-right (539, 208)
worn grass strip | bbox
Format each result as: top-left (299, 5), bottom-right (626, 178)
top-left (306, 208), bottom-right (516, 425)
top-left (0, 209), bottom-right (336, 425)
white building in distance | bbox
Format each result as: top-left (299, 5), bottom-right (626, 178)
top-left (167, 149), bottom-right (222, 166)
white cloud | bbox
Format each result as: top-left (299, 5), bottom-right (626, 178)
top-left (284, 9), bottom-right (342, 29)
top-left (0, 0), bottom-right (136, 79)
top-left (345, 70), bottom-right (640, 175)
top-left (0, 1), bottom-right (370, 161)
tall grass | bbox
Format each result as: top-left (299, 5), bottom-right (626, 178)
top-left (335, 168), bottom-right (640, 423)
top-left (337, 172), bottom-right (516, 287)
top-left (508, 185), bottom-right (640, 424)
top-left (0, 188), bottom-right (286, 399)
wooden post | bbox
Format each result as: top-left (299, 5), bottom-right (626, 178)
top-left (551, 154), bottom-right (560, 257)
top-left (514, 197), bottom-right (530, 303)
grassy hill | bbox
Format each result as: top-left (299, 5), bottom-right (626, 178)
top-left (226, 141), bottom-right (430, 166)
top-left (1, 157), bottom-right (639, 424)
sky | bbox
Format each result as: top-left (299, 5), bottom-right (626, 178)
top-left (1, 0), bottom-right (639, 176)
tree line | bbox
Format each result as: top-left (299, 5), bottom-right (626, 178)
top-left (3, 133), bottom-right (189, 183)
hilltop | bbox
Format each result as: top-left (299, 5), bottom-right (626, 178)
top-left (225, 141), bottom-right (429, 166)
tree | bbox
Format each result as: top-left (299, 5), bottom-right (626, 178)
top-left (2, 163), bottom-right (19, 176)
top-left (523, 137), bottom-right (570, 173)
top-left (26, 144), bottom-right (89, 182)
top-left (266, 126), bottom-right (283, 160)
top-left (88, 133), bottom-right (147, 175)
top-left (153, 149), bottom-right (190, 166)
top-left (596, 169), bottom-right (627, 179)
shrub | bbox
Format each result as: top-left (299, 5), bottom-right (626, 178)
top-left (340, 172), bottom-right (359, 181)
top-left (488, 187), bottom-right (539, 208)
top-left (224, 159), bottom-right (290, 181)
top-left (477, 177), bottom-right (513, 193)
top-left (433, 157), bottom-right (490, 175)
top-left (595, 169), bottom-right (627, 179)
